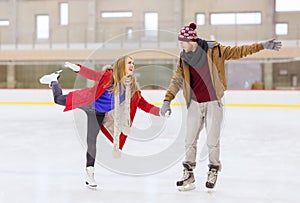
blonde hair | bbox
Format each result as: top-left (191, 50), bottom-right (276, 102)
top-left (111, 55), bottom-right (140, 96)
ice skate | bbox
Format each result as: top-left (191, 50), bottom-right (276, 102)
top-left (205, 165), bottom-right (219, 190)
top-left (39, 70), bottom-right (62, 87)
top-left (85, 166), bottom-right (97, 189)
top-left (176, 162), bottom-right (195, 191)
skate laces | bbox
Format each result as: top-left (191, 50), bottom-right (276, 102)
top-left (207, 169), bottom-right (218, 183)
top-left (87, 170), bottom-right (94, 179)
top-left (182, 169), bottom-right (189, 180)
top-left (182, 168), bottom-right (193, 180)
top-left (86, 167), bottom-right (95, 179)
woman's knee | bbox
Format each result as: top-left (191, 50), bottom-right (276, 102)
top-left (54, 95), bottom-right (66, 105)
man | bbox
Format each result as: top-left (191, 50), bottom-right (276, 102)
top-left (160, 22), bottom-right (281, 191)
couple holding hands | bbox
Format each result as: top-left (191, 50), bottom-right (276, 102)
top-left (40, 22), bottom-right (281, 191)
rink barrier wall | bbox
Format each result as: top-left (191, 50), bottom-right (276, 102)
top-left (0, 89), bottom-right (300, 108)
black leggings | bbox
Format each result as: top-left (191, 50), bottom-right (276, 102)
top-left (52, 81), bottom-right (105, 167)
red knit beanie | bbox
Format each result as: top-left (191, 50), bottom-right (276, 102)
top-left (178, 22), bottom-right (198, 42)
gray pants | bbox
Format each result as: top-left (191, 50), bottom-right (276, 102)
top-left (51, 81), bottom-right (105, 167)
top-left (184, 100), bottom-right (223, 170)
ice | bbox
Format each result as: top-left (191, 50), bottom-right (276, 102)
top-left (0, 90), bottom-right (299, 203)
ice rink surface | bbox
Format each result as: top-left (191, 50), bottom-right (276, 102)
top-left (0, 90), bottom-right (300, 203)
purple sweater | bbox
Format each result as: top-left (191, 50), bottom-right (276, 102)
top-left (189, 61), bottom-right (217, 103)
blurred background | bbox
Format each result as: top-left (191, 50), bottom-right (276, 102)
top-left (0, 0), bottom-right (299, 90)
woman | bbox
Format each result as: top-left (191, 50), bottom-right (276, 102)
top-left (39, 56), bottom-right (161, 189)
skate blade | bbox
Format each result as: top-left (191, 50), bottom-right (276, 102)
top-left (177, 183), bottom-right (195, 191)
top-left (206, 186), bottom-right (216, 193)
top-left (86, 182), bottom-right (98, 190)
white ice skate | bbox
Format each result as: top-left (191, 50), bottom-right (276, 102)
top-left (63, 62), bottom-right (80, 72)
top-left (39, 70), bottom-right (62, 87)
top-left (85, 166), bottom-right (97, 189)
top-left (176, 163), bottom-right (196, 191)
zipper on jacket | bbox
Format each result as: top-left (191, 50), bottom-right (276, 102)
top-left (217, 45), bottom-right (221, 57)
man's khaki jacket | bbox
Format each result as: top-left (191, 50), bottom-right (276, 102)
top-left (164, 41), bottom-right (264, 107)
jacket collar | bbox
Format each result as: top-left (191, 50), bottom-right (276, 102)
top-left (206, 41), bottom-right (219, 48)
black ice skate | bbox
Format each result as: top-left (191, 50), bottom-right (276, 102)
top-left (205, 165), bottom-right (219, 189)
top-left (176, 162), bottom-right (195, 191)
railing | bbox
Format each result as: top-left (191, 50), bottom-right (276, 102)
top-left (0, 28), bottom-right (179, 50)
top-left (1, 26), bottom-right (300, 50)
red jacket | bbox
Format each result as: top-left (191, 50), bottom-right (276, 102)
top-left (64, 64), bottom-right (160, 149)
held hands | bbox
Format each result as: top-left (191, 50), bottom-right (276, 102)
top-left (62, 62), bottom-right (80, 72)
top-left (160, 101), bottom-right (171, 117)
top-left (262, 39), bottom-right (282, 51)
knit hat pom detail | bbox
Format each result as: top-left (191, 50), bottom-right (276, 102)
top-left (189, 22), bottom-right (197, 30)
top-left (178, 22), bottom-right (198, 42)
